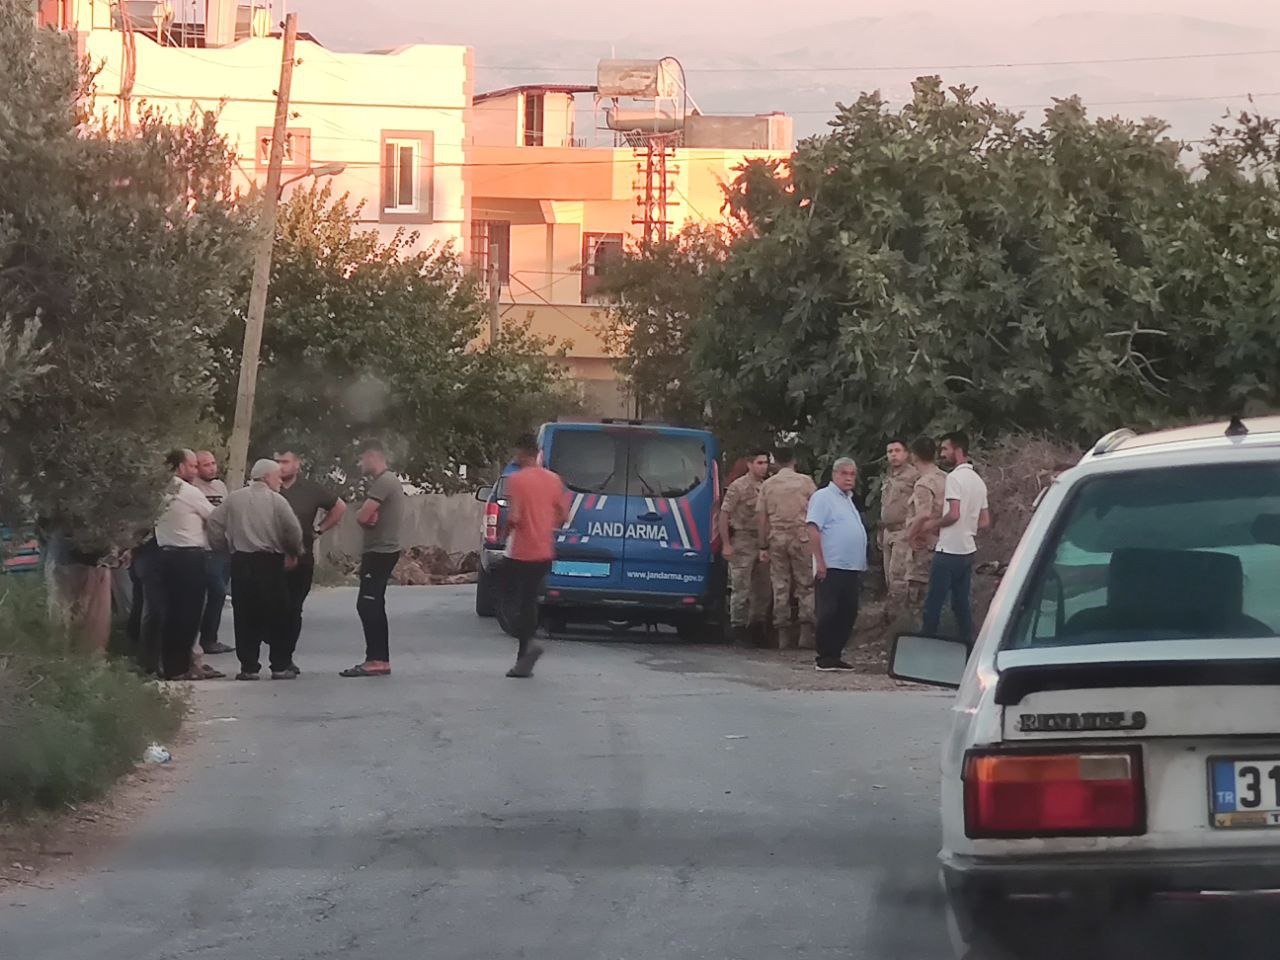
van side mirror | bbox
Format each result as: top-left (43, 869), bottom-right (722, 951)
top-left (474, 485), bottom-right (494, 503)
top-left (889, 634), bottom-right (968, 689)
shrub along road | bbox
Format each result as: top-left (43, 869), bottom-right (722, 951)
top-left (0, 585), bottom-right (952, 959)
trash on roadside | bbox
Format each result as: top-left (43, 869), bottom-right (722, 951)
top-left (143, 744), bottom-right (172, 764)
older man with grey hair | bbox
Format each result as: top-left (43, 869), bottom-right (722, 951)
top-left (805, 456), bottom-right (869, 671)
top-left (207, 458), bottom-right (304, 680)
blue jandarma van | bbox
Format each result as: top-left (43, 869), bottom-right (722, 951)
top-left (475, 420), bottom-right (724, 638)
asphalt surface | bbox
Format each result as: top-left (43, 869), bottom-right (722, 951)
top-left (0, 586), bottom-right (954, 960)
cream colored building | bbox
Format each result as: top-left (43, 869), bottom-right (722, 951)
top-left (467, 78), bottom-right (793, 417)
top-left (41, 0), bottom-right (470, 250)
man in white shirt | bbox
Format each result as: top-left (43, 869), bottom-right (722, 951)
top-left (193, 451), bottom-right (233, 656)
top-left (154, 449), bottom-right (222, 680)
top-left (917, 432), bottom-right (990, 646)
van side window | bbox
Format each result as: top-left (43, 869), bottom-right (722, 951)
top-left (629, 436), bottom-right (706, 499)
top-left (551, 431), bottom-right (626, 495)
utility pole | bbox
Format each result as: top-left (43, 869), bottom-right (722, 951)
top-left (227, 12), bottom-right (298, 489)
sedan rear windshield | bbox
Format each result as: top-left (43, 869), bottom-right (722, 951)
top-left (1007, 464), bottom-right (1280, 649)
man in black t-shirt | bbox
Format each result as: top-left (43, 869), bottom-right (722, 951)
top-left (274, 449), bottom-right (348, 670)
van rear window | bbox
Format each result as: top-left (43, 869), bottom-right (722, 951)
top-left (629, 435), bottom-right (706, 499)
top-left (1007, 464), bottom-right (1280, 649)
top-left (549, 431), bottom-right (626, 495)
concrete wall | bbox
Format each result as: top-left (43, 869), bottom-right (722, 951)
top-left (317, 492), bottom-right (484, 562)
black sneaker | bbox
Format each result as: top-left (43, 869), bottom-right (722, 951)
top-left (815, 659), bottom-right (854, 672)
top-left (235, 671), bottom-right (260, 681)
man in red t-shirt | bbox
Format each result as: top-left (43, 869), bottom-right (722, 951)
top-left (501, 434), bottom-right (568, 677)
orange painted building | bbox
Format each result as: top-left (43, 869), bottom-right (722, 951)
top-left (466, 74), bottom-right (793, 417)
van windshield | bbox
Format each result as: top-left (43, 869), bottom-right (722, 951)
top-left (628, 435), bottom-right (706, 499)
top-left (1007, 464), bottom-right (1280, 649)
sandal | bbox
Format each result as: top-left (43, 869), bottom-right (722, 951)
top-left (339, 662), bottom-right (390, 678)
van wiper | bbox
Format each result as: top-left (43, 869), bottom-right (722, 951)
top-left (591, 469), bottom-right (615, 494)
top-left (634, 471), bottom-right (659, 497)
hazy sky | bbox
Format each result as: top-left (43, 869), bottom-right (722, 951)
top-left (282, 1), bottom-right (1280, 139)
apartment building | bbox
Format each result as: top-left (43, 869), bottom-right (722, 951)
top-left (38, 0), bottom-right (470, 250)
top-left (467, 61), bottom-right (793, 417)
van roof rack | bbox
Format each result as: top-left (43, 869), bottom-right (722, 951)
top-left (1091, 427), bottom-right (1137, 456)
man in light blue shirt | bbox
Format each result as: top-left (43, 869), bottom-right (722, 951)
top-left (806, 457), bottom-right (868, 671)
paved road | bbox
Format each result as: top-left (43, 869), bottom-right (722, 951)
top-left (1, 586), bottom-right (953, 960)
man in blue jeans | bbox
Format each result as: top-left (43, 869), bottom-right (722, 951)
top-left (915, 432), bottom-right (990, 645)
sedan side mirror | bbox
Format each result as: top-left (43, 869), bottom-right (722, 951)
top-left (474, 484), bottom-right (494, 503)
top-left (889, 633), bottom-right (969, 689)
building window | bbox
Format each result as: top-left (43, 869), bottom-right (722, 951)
top-left (382, 139), bottom-right (420, 212)
top-left (254, 127), bottom-right (310, 172)
top-left (379, 131), bottom-right (434, 223)
top-left (470, 220), bottom-right (511, 285)
top-left (581, 232), bottom-right (624, 302)
top-left (524, 92), bottom-right (545, 146)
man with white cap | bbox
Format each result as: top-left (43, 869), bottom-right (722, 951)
top-left (207, 458), bottom-right (304, 680)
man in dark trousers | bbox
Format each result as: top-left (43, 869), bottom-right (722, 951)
top-left (805, 457), bottom-right (869, 671)
top-left (275, 448), bottom-right (347, 672)
top-left (154, 449), bottom-right (221, 680)
top-left (206, 458), bottom-right (304, 680)
top-left (341, 439), bottom-right (404, 678)
top-left (500, 434), bottom-right (568, 678)
top-left (192, 450), bottom-right (233, 656)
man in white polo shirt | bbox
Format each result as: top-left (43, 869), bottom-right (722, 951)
top-left (154, 449), bottom-right (221, 680)
top-left (917, 431), bottom-right (989, 646)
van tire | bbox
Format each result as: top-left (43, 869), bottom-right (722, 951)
top-left (475, 567), bottom-right (497, 618)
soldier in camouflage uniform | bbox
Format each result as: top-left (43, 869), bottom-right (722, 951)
top-left (718, 449), bottom-right (771, 646)
top-left (903, 436), bottom-right (948, 604)
top-left (878, 437), bottom-right (919, 620)
top-left (756, 448), bottom-right (817, 649)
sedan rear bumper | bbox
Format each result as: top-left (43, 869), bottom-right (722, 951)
top-left (943, 848), bottom-right (1280, 899)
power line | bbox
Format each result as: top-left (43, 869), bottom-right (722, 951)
top-left (477, 47), bottom-right (1280, 75)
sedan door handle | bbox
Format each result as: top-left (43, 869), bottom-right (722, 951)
top-left (638, 511), bottom-right (662, 521)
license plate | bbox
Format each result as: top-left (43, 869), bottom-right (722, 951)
top-left (552, 560), bottom-right (610, 578)
top-left (1210, 757), bottom-right (1280, 828)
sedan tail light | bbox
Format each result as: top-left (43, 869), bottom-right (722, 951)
top-left (964, 748), bottom-right (1145, 838)
top-left (484, 501), bottom-right (500, 544)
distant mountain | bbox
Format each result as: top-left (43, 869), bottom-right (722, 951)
top-left (304, 7), bottom-right (1280, 142)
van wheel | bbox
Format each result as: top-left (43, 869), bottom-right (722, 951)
top-left (475, 567), bottom-right (497, 617)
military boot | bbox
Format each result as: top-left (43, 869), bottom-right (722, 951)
top-left (798, 623), bottom-right (816, 650)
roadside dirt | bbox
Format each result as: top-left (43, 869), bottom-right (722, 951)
top-left (0, 705), bottom-right (202, 900)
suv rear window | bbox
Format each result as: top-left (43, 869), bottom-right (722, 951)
top-left (628, 434), bottom-right (706, 499)
top-left (1008, 464), bottom-right (1280, 648)
top-left (549, 431), bottom-right (626, 495)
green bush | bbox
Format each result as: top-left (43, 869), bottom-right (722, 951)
top-left (0, 579), bottom-right (184, 816)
